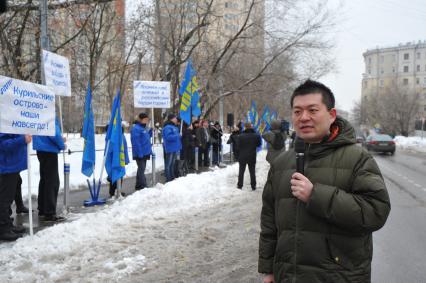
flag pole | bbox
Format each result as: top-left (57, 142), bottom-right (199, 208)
top-left (27, 142), bottom-right (34, 236)
top-left (151, 107), bottom-right (156, 186)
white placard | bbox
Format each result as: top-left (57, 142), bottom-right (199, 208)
top-left (134, 81), bottom-right (171, 108)
top-left (42, 49), bottom-right (72, 97)
top-left (0, 75), bottom-right (56, 136)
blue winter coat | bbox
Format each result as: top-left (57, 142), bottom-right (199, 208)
top-left (162, 122), bottom-right (182, 153)
top-left (130, 122), bottom-right (152, 159)
top-left (33, 120), bottom-right (65, 153)
top-left (0, 134), bottom-right (28, 173)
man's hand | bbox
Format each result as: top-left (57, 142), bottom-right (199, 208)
top-left (263, 274), bottom-right (275, 283)
top-left (290, 172), bottom-right (313, 203)
top-left (24, 135), bottom-right (32, 144)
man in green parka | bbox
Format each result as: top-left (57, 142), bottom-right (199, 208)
top-left (258, 80), bottom-right (390, 283)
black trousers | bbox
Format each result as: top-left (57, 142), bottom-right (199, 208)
top-left (237, 161), bottom-right (256, 189)
top-left (14, 175), bottom-right (24, 209)
top-left (37, 152), bottom-right (60, 216)
top-left (0, 173), bottom-right (19, 233)
top-left (108, 177), bottom-right (124, 197)
top-left (199, 145), bottom-right (210, 166)
top-left (135, 158), bottom-right (147, 191)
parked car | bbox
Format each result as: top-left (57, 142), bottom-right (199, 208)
top-left (363, 134), bottom-right (396, 155)
top-left (356, 136), bottom-right (365, 144)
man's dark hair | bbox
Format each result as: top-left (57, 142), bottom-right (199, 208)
top-left (290, 79), bottom-right (335, 110)
top-left (0, 0), bottom-right (7, 14)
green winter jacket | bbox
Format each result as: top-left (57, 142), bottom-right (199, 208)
top-left (258, 117), bottom-right (390, 283)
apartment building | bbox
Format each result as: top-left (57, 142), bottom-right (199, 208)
top-left (362, 41), bottom-right (426, 118)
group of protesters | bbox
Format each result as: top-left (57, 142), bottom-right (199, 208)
top-left (129, 112), bottom-right (225, 185)
top-left (0, 118), bottom-right (66, 241)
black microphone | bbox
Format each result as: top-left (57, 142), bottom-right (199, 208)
top-left (0, 0), bottom-right (7, 14)
top-left (294, 137), bottom-right (305, 174)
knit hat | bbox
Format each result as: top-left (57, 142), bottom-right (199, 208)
top-left (167, 113), bottom-right (177, 120)
top-left (138, 112), bottom-right (149, 120)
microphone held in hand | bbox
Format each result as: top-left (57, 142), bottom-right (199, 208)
top-left (294, 137), bottom-right (305, 174)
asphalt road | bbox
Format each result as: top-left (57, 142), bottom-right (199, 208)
top-left (370, 149), bottom-right (426, 283)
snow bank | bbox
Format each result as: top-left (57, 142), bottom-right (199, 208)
top-left (394, 136), bottom-right (426, 153)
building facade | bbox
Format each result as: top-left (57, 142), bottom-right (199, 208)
top-left (362, 41), bottom-right (426, 119)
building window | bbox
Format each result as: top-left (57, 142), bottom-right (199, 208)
top-left (404, 66), bottom-right (409, 72)
top-left (417, 65), bottom-right (421, 72)
top-left (368, 68), bottom-right (371, 75)
top-left (380, 68), bottom-right (384, 74)
top-left (403, 78), bottom-right (409, 85)
top-left (379, 80), bottom-right (384, 87)
top-left (404, 53), bottom-right (409, 60)
top-left (417, 78), bottom-right (420, 85)
top-left (417, 52), bottom-right (421, 59)
top-left (392, 66), bottom-right (396, 73)
top-left (424, 105), bottom-right (426, 111)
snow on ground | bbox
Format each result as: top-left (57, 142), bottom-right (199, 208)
top-left (19, 133), bottom-right (232, 197)
top-left (0, 151), bottom-right (268, 283)
top-left (394, 135), bottom-right (426, 153)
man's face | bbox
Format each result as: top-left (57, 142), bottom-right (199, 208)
top-left (203, 122), bottom-right (208, 128)
top-left (141, 117), bottom-right (149, 124)
top-left (292, 93), bottom-right (336, 143)
top-left (171, 117), bottom-right (178, 124)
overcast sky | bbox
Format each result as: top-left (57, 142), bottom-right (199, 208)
top-left (322, 0), bottom-right (426, 111)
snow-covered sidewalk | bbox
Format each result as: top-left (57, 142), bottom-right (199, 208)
top-left (0, 151), bottom-right (268, 283)
top-left (19, 133), bottom-right (232, 197)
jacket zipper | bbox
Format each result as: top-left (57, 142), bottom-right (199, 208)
top-left (293, 144), bottom-right (310, 283)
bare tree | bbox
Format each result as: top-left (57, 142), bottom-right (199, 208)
top-left (362, 82), bottom-right (420, 137)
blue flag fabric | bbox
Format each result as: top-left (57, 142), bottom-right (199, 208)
top-left (105, 92), bottom-right (127, 184)
top-left (261, 106), bottom-right (271, 131)
top-left (81, 82), bottom-right (96, 177)
top-left (179, 59), bottom-right (201, 124)
top-left (249, 101), bottom-right (260, 131)
top-left (270, 111), bottom-right (278, 121)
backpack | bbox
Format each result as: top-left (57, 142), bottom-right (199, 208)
top-left (272, 131), bottom-right (284, 150)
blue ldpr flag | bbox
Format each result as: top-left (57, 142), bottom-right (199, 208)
top-left (249, 101), bottom-right (260, 131)
top-left (81, 82), bottom-right (96, 177)
top-left (270, 111), bottom-right (278, 121)
top-left (105, 92), bottom-right (127, 184)
top-left (179, 59), bottom-right (201, 124)
top-left (261, 106), bottom-right (271, 131)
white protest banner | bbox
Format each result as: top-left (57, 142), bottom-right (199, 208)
top-left (134, 81), bottom-right (171, 108)
top-left (42, 49), bottom-right (72, 97)
top-left (0, 75), bottom-right (56, 136)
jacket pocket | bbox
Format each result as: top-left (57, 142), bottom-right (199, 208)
top-left (326, 235), bottom-right (368, 270)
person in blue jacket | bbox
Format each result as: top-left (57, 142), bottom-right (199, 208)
top-left (33, 119), bottom-right (66, 222)
top-left (0, 133), bottom-right (32, 241)
top-left (131, 113), bottom-right (152, 191)
top-left (162, 114), bottom-right (182, 182)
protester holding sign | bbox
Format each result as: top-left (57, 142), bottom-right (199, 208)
top-left (0, 133), bottom-right (31, 241)
top-left (131, 113), bottom-right (152, 191)
top-left (33, 118), bottom-right (65, 222)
